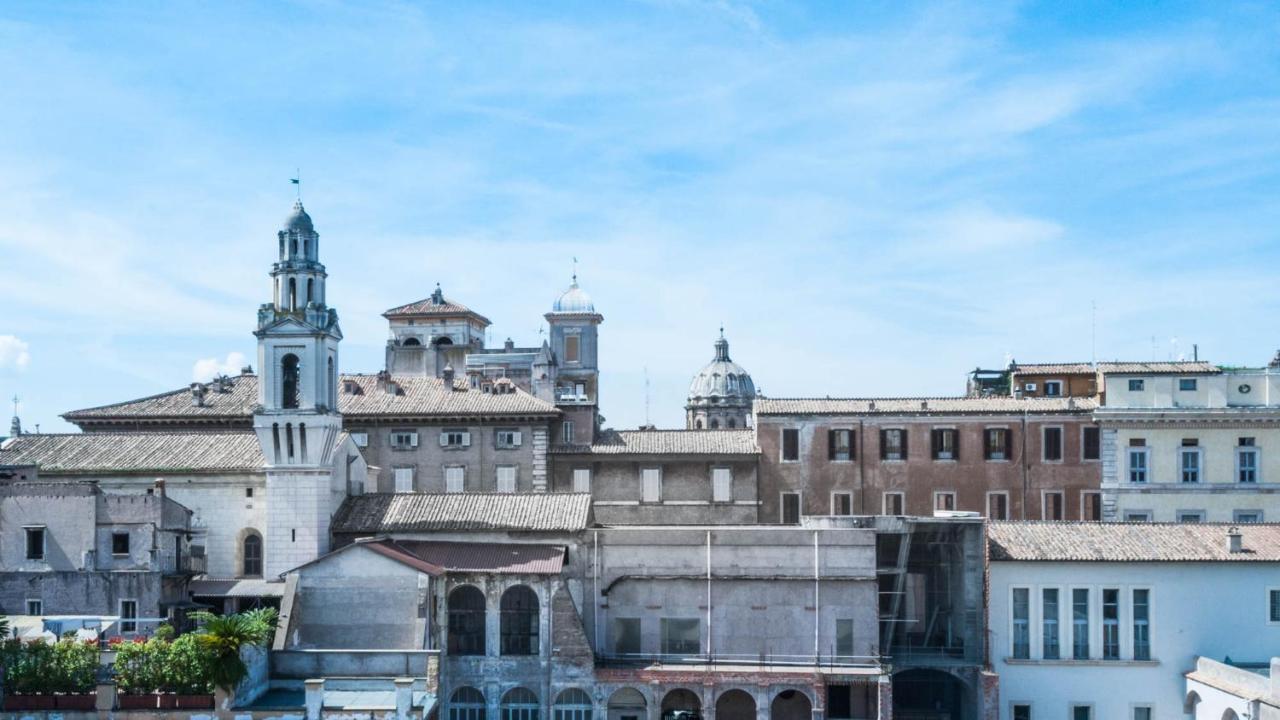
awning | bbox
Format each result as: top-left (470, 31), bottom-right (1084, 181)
top-left (394, 541), bottom-right (566, 575)
top-left (189, 578), bottom-right (286, 598)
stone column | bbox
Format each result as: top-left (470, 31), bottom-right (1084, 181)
top-left (94, 681), bottom-right (117, 711)
top-left (304, 678), bottom-right (325, 720)
top-left (755, 688), bottom-right (769, 720)
top-left (876, 676), bottom-right (892, 720)
top-left (396, 677), bottom-right (415, 720)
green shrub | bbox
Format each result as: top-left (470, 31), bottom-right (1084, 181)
top-left (0, 638), bottom-right (98, 694)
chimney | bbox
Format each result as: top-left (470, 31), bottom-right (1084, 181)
top-left (241, 365), bottom-right (254, 375)
top-left (920, 400), bottom-right (928, 410)
top-left (376, 369), bottom-right (390, 391)
top-left (154, 478), bottom-right (166, 499)
top-left (442, 365), bottom-right (455, 387)
top-left (190, 383), bottom-right (207, 407)
top-left (1228, 526), bottom-right (1243, 554)
top-left (504, 337), bottom-right (515, 351)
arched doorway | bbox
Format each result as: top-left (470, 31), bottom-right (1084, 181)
top-left (892, 669), bottom-right (966, 720)
top-left (715, 690), bottom-right (755, 720)
top-left (660, 689), bottom-right (701, 720)
top-left (1183, 692), bottom-right (1201, 715)
top-left (769, 690), bottom-right (811, 720)
top-left (607, 688), bottom-right (646, 720)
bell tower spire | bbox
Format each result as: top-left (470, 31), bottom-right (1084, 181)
top-left (253, 197), bottom-right (345, 577)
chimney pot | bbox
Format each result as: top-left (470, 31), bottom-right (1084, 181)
top-left (443, 365), bottom-right (456, 387)
top-left (154, 478), bottom-right (166, 499)
top-left (1228, 526), bottom-right (1243, 554)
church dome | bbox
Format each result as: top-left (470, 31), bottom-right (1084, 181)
top-left (552, 278), bottom-right (595, 313)
top-left (687, 331), bottom-right (756, 404)
top-left (284, 200), bottom-right (313, 232)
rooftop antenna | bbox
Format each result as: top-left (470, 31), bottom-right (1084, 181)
top-left (572, 256), bottom-right (578, 285)
top-left (291, 168), bottom-right (302, 200)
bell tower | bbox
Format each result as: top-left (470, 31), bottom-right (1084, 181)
top-left (253, 200), bottom-right (344, 577)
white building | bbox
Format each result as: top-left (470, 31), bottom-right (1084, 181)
top-left (1185, 656), bottom-right (1280, 719)
top-left (988, 522), bottom-right (1280, 720)
top-left (1097, 361), bottom-right (1280, 522)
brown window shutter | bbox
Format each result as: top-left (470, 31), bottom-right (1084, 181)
top-left (952, 430), bottom-right (960, 460)
top-left (931, 429), bottom-right (940, 458)
top-left (828, 429), bottom-right (836, 461)
top-left (901, 429), bottom-right (909, 458)
top-left (983, 430), bottom-right (991, 460)
top-left (879, 430), bottom-right (887, 460)
top-left (1005, 429), bottom-right (1013, 459)
top-left (850, 432), bottom-right (857, 460)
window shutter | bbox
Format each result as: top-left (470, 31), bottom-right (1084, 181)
top-left (850, 432), bottom-right (856, 460)
top-left (879, 430), bottom-right (888, 460)
top-left (901, 429), bottom-right (909, 458)
top-left (512, 431), bottom-right (522, 446)
top-left (409, 432), bottom-right (419, 448)
top-left (462, 432), bottom-right (472, 447)
top-left (952, 430), bottom-right (959, 460)
top-left (1005, 429), bottom-right (1013, 460)
top-left (931, 429), bottom-right (940, 458)
top-left (438, 432), bottom-right (448, 447)
top-left (828, 430), bottom-right (836, 461)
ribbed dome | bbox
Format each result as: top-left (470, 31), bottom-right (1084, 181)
top-left (552, 279), bottom-right (595, 313)
top-left (688, 332), bottom-right (756, 403)
top-left (284, 200), bottom-right (313, 232)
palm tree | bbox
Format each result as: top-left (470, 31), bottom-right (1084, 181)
top-left (191, 609), bottom-right (278, 691)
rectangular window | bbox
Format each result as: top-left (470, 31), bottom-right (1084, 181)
top-left (712, 468), bottom-right (733, 503)
top-left (984, 428), bottom-right (1010, 461)
top-left (933, 492), bottom-right (956, 512)
top-left (1132, 589), bottom-right (1150, 661)
top-left (1269, 589), bottom-right (1280, 623)
top-left (1082, 492), bottom-right (1102, 521)
top-left (350, 431), bottom-right (369, 448)
top-left (1128, 378), bottom-right (1144, 391)
top-left (881, 428), bottom-right (906, 461)
top-left (1133, 708), bottom-right (1152, 720)
top-left (1042, 588), bottom-right (1060, 660)
top-left (25, 599), bottom-right (42, 616)
top-left (495, 429), bottom-right (523, 449)
top-left (883, 492), bottom-right (904, 516)
top-left (1238, 447), bottom-right (1259, 483)
top-left (987, 493), bottom-right (1008, 520)
top-left (25, 527), bottom-right (44, 561)
top-left (1082, 427), bottom-right (1100, 461)
top-left (1128, 447), bottom-right (1149, 484)
top-left (564, 335), bottom-right (580, 363)
top-left (445, 466), bottom-right (465, 493)
top-left (391, 430), bottom-right (419, 449)
top-left (1235, 510), bottom-right (1263, 524)
top-left (660, 618), bottom-right (700, 655)
top-left (828, 429), bottom-right (854, 461)
top-left (1043, 492), bottom-right (1064, 521)
top-left (1124, 511), bottom-right (1153, 522)
top-left (1072, 589), bottom-right (1090, 659)
top-left (831, 492), bottom-right (852, 516)
top-left (1176, 510), bottom-right (1205, 523)
top-left (1011, 588), bottom-right (1030, 659)
top-left (1179, 377), bottom-right (1197, 391)
top-left (782, 429), bottom-right (800, 461)
top-left (835, 619), bottom-right (854, 657)
top-left (1071, 707), bottom-right (1092, 720)
top-left (246, 488), bottom-right (254, 498)
top-left (614, 618), bottom-right (641, 655)
top-left (120, 599), bottom-right (138, 634)
top-left (496, 465), bottom-right (517, 493)
top-left (572, 468), bottom-right (591, 494)
top-left (931, 428), bottom-right (958, 460)
top-left (1044, 380), bottom-right (1062, 397)
top-left (1102, 588), bottom-right (1120, 660)
top-left (439, 429), bottom-right (470, 448)
top-left (1012, 705), bottom-right (1031, 720)
top-left (781, 492), bottom-right (801, 524)
top-left (112, 532), bottom-right (130, 556)
top-left (394, 467), bottom-right (415, 492)
top-left (641, 468), bottom-right (662, 503)
top-left (1180, 448), bottom-right (1201, 483)
top-left (1042, 427), bottom-right (1063, 461)
top-left (562, 421), bottom-right (575, 443)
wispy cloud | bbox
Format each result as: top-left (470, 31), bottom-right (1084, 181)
top-left (0, 336), bottom-right (30, 371)
top-left (192, 352), bottom-right (249, 383)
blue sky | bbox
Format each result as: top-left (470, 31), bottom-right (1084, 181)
top-left (1, 1), bottom-right (1278, 432)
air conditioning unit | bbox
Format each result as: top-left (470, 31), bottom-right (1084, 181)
top-left (1024, 383), bottom-right (1038, 392)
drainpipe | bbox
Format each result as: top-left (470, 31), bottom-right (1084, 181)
top-left (1021, 410), bottom-right (1029, 520)
top-left (593, 530), bottom-right (599, 654)
top-left (706, 530), bottom-right (713, 659)
top-left (813, 531), bottom-right (820, 662)
top-left (857, 420), bottom-right (866, 514)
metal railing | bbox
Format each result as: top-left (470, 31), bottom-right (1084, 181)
top-left (598, 651), bottom-right (883, 670)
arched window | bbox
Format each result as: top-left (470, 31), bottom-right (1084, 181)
top-left (403, 337), bottom-right (422, 347)
top-left (327, 357), bottom-right (336, 407)
top-left (450, 687), bottom-right (486, 720)
top-left (306, 278), bottom-right (314, 305)
top-left (502, 688), bottom-right (539, 720)
top-left (695, 419), bottom-right (703, 429)
top-left (448, 586), bottom-right (486, 656)
top-left (288, 278), bottom-right (297, 310)
top-left (500, 585), bottom-right (539, 655)
top-left (242, 533), bottom-right (262, 577)
top-left (727, 374), bottom-right (737, 392)
top-left (710, 419), bottom-right (719, 429)
top-left (282, 354), bottom-right (300, 409)
top-left (554, 689), bottom-right (592, 720)
top-left (291, 237), bottom-right (298, 256)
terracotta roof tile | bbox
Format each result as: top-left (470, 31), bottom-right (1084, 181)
top-left (0, 432), bottom-right (266, 473)
top-left (383, 295), bottom-right (490, 324)
top-left (552, 429), bottom-right (758, 455)
top-left (331, 492), bottom-right (592, 534)
top-left (754, 396), bottom-right (1097, 416)
top-left (988, 522), bottom-right (1280, 562)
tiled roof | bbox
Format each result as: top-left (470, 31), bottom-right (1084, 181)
top-left (1097, 361), bottom-right (1220, 375)
top-left (0, 432), bottom-right (266, 474)
top-left (1011, 363), bottom-right (1096, 375)
top-left (63, 373), bottom-right (558, 423)
top-left (331, 492), bottom-right (593, 534)
top-left (553, 429), bottom-right (758, 455)
top-left (754, 396), bottom-right (1098, 416)
top-left (396, 541), bottom-right (566, 574)
top-left (383, 296), bottom-right (491, 324)
top-left (988, 522), bottom-right (1280, 562)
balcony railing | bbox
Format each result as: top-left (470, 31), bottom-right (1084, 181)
top-left (598, 651), bottom-right (883, 671)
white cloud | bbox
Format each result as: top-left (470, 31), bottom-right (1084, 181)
top-left (192, 351), bottom-right (248, 383)
top-left (0, 335), bottom-right (30, 370)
